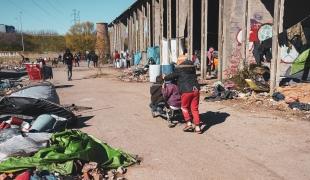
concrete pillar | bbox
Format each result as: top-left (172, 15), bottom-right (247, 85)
top-left (113, 25), bottom-right (116, 52)
top-left (188, 0), bottom-right (193, 58)
top-left (240, 0), bottom-right (249, 70)
top-left (167, 0), bottom-right (171, 39)
top-left (270, 0), bottom-right (285, 94)
top-left (134, 11), bottom-right (138, 52)
top-left (153, 0), bottom-right (161, 46)
top-left (218, 0), bottom-right (224, 81)
top-left (147, 1), bottom-right (152, 47)
top-left (115, 23), bottom-right (119, 51)
top-left (138, 6), bottom-right (143, 51)
top-left (127, 17), bottom-right (131, 52)
top-left (200, 0), bottom-right (208, 79)
top-left (160, 0), bottom-right (164, 63)
top-left (142, 4), bottom-right (146, 51)
top-left (176, 0), bottom-right (179, 58)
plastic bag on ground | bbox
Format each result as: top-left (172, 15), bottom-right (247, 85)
top-left (0, 132), bottom-right (51, 162)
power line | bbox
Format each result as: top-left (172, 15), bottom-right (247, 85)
top-left (31, 0), bottom-right (54, 17)
top-left (8, 0), bottom-right (45, 23)
top-left (46, 0), bottom-right (65, 15)
top-left (31, 0), bottom-right (68, 30)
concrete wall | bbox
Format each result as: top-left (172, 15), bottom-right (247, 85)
top-left (222, 0), bottom-right (273, 77)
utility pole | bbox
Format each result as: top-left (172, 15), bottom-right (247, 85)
top-left (19, 11), bottom-right (25, 52)
top-left (72, 9), bottom-right (80, 24)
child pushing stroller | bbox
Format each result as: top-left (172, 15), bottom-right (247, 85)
top-left (150, 75), bottom-right (182, 127)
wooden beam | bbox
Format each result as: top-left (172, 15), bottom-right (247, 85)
top-left (270, 0), bottom-right (282, 94)
top-left (218, 0), bottom-right (224, 81)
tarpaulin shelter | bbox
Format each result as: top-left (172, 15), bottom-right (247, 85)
top-left (0, 130), bottom-right (137, 175)
top-left (0, 96), bottom-right (75, 123)
top-left (10, 82), bottom-right (60, 104)
top-left (147, 46), bottom-right (160, 65)
top-left (291, 48), bottom-right (310, 75)
top-left (0, 70), bottom-right (27, 80)
top-left (134, 51), bottom-right (142, 65)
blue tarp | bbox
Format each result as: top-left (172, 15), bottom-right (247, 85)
top-left (134, 52), bottom-right (142, 65)
top-left (147, 46), bottom-right (160, 65)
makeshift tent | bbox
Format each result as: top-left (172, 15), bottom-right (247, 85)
top-left (0, 130), bottom-right (137, 175)
top-left (10, 82), bottom-right (60, 104)
top-left (291, 48), bottom-right (310, 75)
top-left (0, 96), bottom-right (75, 123)
top-left (134, 51), bottom-right (142, 65)
top-left (0, 70), bottom-right (27, 79)
top-left (147, 46), bottom-right (160, 65)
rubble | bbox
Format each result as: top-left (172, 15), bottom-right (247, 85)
top-left (118, 68), bottom-right (149, 83)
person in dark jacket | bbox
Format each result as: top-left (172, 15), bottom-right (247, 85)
top-left (163, 59), bottom-right (202, 133)
top-left (63, 48), bottom-right (73, 81)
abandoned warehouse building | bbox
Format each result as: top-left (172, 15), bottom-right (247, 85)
top-left (108, 0), bottom-right (310, 92)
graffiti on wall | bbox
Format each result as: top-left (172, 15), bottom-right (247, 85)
top-left (225, 13), bottom-right (273, 77)
top-left (279, 23), bottom-right (310, 79)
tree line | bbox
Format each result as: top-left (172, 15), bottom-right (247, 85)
top-left (0, 21), bottom-right (98, 53)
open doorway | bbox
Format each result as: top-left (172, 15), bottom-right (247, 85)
top-left (207, 0), bottom-right (219, 51)
top-left (192, 0), bottom-right (202, 52)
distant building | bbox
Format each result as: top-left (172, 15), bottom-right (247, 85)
top-left (0, 24), bottom-right (16, 33)
top-left (0, 24), bottom-right (5, 33)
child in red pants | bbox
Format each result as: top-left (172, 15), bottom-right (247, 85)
top-left (163, 59), bottom-right (201, 133)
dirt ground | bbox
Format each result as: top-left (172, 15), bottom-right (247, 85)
top-left (51, 63), bottom-right (310, 180)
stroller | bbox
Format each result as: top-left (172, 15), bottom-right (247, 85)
top-left (149, 76), bottom-right (182, 127)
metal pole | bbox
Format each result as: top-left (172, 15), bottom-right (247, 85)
top-left (19, 11), bottom-right (24, 52)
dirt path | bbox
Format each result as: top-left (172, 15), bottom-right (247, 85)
top-left (51, 64), bottom-right (310, 180)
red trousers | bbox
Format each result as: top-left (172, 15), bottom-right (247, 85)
top-left (181, 91), bottom-right (200, 125)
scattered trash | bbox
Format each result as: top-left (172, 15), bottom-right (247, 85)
top-left (277, 83), bottom-right (310, 104)
top-left (272, 92), bottom-right (285, 102)
top-left (289, 102), bottom-right (310, 111)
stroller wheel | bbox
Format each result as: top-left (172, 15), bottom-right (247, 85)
top-left (168, 121), bottom-right (177, 128)
top-left (152, 111), bottom-right (156, 118)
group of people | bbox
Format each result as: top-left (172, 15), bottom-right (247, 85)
top-left (152, 47), bottom-right (217, 133)
top-left (152, 50), bottom-right (202, 134)
top-left (113, 50), bottom-right (131, 69)
top-left (87, 51), bottom-right (99, 68)
top-left (62, 49), bottom-right (99, 81)
top-left (191, 47), bottom-right (217, 77)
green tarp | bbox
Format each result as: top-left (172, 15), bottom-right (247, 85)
top-left (291, 48), bottom-right (310, 75)
top-left (0, 130), bottom-right (137, 175)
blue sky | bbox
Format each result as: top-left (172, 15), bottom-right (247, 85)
top-left (0, 0), bottom-right (136, 35)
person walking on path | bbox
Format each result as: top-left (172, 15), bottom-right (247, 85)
top-left (63, 48), bottom-right (73, 81)
top-left (163, 56), bottom-right (202, 134)
top-left (92, 51), bottom-right (99, 68)
top-left (207, 47), bottom-right (215, 76)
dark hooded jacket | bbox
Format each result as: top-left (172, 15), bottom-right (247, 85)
top-left (164, 60), bottom-right (200, 94)
top-left (63, 50), bottom-right (73, 66)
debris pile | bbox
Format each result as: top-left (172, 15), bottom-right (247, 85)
top-left (0, 80), bottom-right (139, 179)
top-left (119, 68), bottom-right (149, 83)
top-left (274, 83), bottom-right (310, 111)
